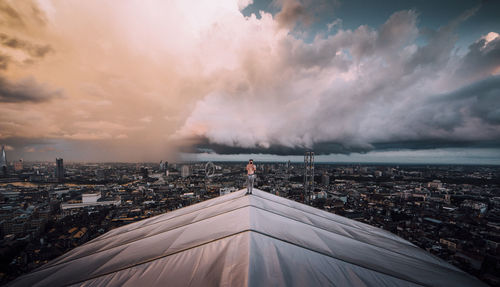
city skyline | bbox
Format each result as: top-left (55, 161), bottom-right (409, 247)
top-left (1, 160), bottom-right (499, 285)
top-left (1, 0), bottom-right (499, 163)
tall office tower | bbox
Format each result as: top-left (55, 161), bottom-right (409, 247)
top-left (181, 165), bottom-right (191, 178)
top-left (1, 145), bottom-right (7, 176)
top-left (160, 161), bottom-right (169, 174)
top-left (304, 151), bottom-right (314, 202)
top-left (55, 158), bottom-right (64, 182)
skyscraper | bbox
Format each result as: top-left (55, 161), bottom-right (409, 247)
top-left (160, 160), bottom-right (168, 175)
top-left (0, 145), bottom-right (7, 176)
top-left (55, 158), bottom-right (64, 182)
top-left (181, 165), bottom-right (191, 178)
top-left (304, 151), bottom-right (314, 202)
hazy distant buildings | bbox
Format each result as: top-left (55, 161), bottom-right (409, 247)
top-left (140, 167), bottom-right (149, 179)
top-left (321, 173), bottom-right (330, 186)
top-left (1, 145), bottom-right (7, 176)
top-left (55, 158), bottom-right (64, 182)
top-left (427, 180), bottom-right (443, 189)
top-left (14, 160), bottom-right (23, 172)
top-left (181, 165), bottom-right (191, 178)
top-left (160, 161), bottom-right (168, 172)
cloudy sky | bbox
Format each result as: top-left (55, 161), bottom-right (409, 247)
top-left (0, 0), bottom-right (499, 163)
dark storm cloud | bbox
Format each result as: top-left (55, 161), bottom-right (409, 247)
top-left (189, 138), bottom-right (370, 155)
top-left (456, 35), bottom-right (500, 81)
top-left (438, 75), bottom-right (500, 125)
top-left (388, 74), bottom-right (500, 137)
top-left (372, 140), bottom-right (500, 151)
top-left (0, 33), bottom-right (53, 58)
top-left (191, 129), bottom-right (500, 155)
top-left (367, 76), bottom-right (500, 147)
top-left (192, 135), bottom-right (500, 156)
top-left (0, 76), bottom-right (61, 103)
top-left (192, 137), bottom-right (500, 156)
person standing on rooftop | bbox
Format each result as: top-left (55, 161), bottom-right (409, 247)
top-left (246, 159), bottom-right (256, 195)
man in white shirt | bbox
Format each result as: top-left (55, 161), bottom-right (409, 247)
top-left (246, 159), bottom-right (256, 195)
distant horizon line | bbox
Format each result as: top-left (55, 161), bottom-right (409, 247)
top-left (5, 160), bottom-right (500, 166)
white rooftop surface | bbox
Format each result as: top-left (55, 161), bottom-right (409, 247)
top-left (9, 189), bottom-right (486, 286)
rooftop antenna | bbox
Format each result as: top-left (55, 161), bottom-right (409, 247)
top-left (304, 151), bottom-right (314, 203)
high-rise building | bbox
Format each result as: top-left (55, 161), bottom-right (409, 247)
top-left (1, 145), bottom-right (7, 176)
top-left (160, 160), bottom-right (168, 175)
top-left (181, 165), bottom-right (191, 178)
top-left (304, 151), bottom-right (314, 202)
top-left (55, 158), bottom-right (64, 182)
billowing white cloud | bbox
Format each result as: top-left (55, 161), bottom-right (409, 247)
top-left (174, 8), bottom-right (500, 154)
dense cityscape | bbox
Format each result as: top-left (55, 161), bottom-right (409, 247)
top-left (0, 146), bottom-right (499, 285)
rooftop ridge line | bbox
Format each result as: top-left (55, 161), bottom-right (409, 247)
top-left (36, 198), bottom-right (457, 280)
